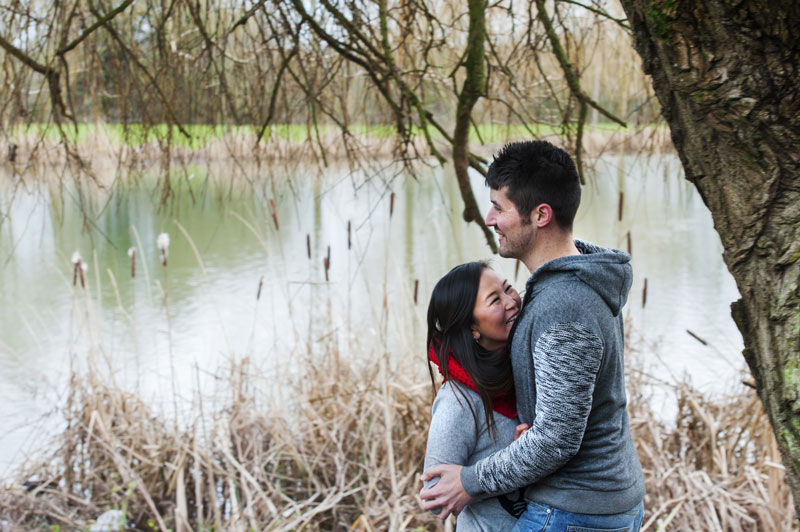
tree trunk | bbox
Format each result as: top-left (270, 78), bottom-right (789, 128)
top-left (452, 0), bottom-right (498, 252)
top-left (620, 0), bottom-right (800, 517)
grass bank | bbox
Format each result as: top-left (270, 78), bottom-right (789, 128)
top-left (9, 122), bottom-right (644, 148)
top-left (3, 122), bottom-right (673, 176)
top-left (0, 345), bottom-right (795, 531)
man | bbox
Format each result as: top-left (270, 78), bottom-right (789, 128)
top-left (420, 140), bottom-right (645, 530)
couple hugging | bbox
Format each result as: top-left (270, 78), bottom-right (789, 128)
top-left (420, 140), bottom-right (645, 531)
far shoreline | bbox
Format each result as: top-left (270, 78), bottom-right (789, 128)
top-left (3, 122), bottom-right (674, 173)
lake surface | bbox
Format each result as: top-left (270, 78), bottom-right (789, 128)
top-left (0, 154), bottom-right (744, 474)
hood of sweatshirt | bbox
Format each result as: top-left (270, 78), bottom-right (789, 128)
top-left (524, 240), bottom-right (632, 316)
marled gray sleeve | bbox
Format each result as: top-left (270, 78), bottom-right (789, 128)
top-left (470, 322), bottom-right (604, 494)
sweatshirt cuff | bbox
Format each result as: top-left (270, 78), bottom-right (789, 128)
top-left (460, 465), bottom-right (483, 497)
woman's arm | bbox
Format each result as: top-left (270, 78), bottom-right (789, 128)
top-left (423, 383), bottom-right (479, 500)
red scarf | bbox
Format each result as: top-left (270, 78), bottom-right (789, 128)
top-left (428, 342), bottom-right (518, 419)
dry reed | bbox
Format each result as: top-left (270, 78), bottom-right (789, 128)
top-left (627, 369), bottom-right (797, 531)
top-left (0, 353), bottom-right (435, 531)
top-left (0, 350), bottom-right (796, 531)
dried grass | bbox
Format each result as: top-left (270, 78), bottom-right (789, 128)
top-left (628, 371), bottom-right (797, 531)
top-left (0, 351), bottom-right (796, 531)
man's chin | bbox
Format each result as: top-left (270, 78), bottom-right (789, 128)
top-left (497, 245), bottom-right (515, 258)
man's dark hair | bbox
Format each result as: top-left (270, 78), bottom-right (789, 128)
top-left (486, 140), bottom-right (581, 229)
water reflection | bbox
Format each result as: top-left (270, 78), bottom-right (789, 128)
top-left (0, 154), bottom-right (744, 472)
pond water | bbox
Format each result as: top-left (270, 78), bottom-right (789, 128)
top-left (0, 154), bottom-right (744, 474)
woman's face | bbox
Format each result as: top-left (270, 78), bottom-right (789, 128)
top-left (472, 269), bottom-right (521, 351)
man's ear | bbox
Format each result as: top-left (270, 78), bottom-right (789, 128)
top-left (532, 204), bottom-right (554, 228)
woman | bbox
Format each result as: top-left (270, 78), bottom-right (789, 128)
top-left (423, 261), bottom-right (527, 530)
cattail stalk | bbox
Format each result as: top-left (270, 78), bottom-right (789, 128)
top-left (687, 329), bottom-right (709, 346)
top-left (642, 278), bottom-right (648, 308)
top-left (270, 199), bottom-right (280, 230)
top-left (128, 247), bottom-right (137, 278)
top-left (323, 245), bottom-right (331, 280)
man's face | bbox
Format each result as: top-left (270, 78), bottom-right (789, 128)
top-left (485, 186), bottom-right (535, 259)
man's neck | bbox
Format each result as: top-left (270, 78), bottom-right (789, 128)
top-left (522, 231), bottom-right (580, 273)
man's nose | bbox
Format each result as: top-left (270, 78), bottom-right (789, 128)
top-left (485, 208), bottom-right (496, 226)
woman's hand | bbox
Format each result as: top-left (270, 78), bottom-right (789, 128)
top-left (514, 423), bottom-right (530, 441)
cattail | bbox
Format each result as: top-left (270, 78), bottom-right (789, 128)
top-left (324, 245), bottom-right (331, 279)
top-left (256, 275), bottom-right (264, 300)
top-left (347, 220), bottom-right (351, 250)
top-left (71, 251), bottom-right (81, 286)
top-left (515, 259), bottom-right (521, 282)
top-left (618, 191), bottom-right (624, 221)
top-left (71, 251), bottom-right (87, 288)
top-left (306, 234), bottom-right (311, 259)
top-left (270, 198), bottom-right (279, 230)
top-left (414, 279), bottom-right (419, 305)
top-left (71, 252), bottom-right (88, 289)
top-left (128, 247), bottom-right (136, 278)
top-left (642, 277), bottom-right (647, 308)
top-left (626, 231), bottom-right (632, 257)
top-left (80, 262), bottom-right (88, 288)
top-left (389, 192), bottom-right (395, 217)
top-left (157, 233), bottom-right (170, 267)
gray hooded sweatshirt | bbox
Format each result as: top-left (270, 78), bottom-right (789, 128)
top-left (460, 240), bottom-right (645, 515)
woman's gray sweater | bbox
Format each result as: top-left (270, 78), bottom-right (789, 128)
top-left (423, 381), bottom-right (522, 531)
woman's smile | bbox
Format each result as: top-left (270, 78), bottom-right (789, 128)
top-left (472, 269), bottom-right (521, 351)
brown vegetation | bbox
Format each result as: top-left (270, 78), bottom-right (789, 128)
top-left (0, 345), bottom-right (794, 531)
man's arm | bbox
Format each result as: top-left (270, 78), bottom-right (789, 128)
top-left (463, 321), bottom-right (604, 494)
top-left (420, 422), bottom-right (529, 519)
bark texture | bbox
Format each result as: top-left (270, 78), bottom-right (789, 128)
top-left (452, 0), bottom-right (498, 252)
top-left (620, 0), bottom-right (800, 517)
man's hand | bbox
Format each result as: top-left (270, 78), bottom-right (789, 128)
top-left (419, 464), bottom-right (472, 520)
top-left (514, 423), bottom-right (530, 440)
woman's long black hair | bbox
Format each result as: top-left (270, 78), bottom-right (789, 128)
top-left (426, 261), bottom-right (515, 439)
